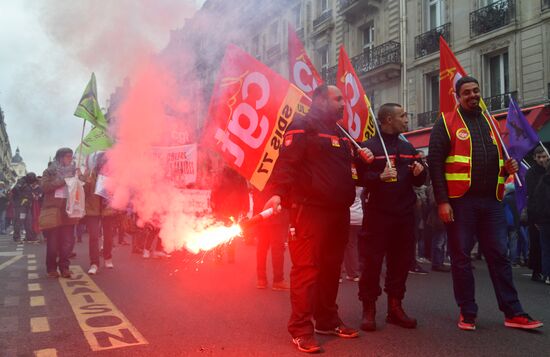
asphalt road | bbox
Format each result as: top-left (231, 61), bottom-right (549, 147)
top-left (1, 232), bottom-right (549, 357)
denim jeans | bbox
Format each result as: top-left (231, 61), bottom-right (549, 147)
top-left (507, 229), bottom-right (519, 264)
top-left (45, 224), bottom-right (76, 273)
top-left (538, 224), bottom-right (550, 278)
top-left (447, 195), bottom-right (524, 318)
top-left (431, 230), bottom-right (447, 267)
top-left (517, 226), bottom-right (529, 262)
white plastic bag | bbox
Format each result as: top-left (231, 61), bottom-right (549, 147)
top-left (65, 176), bottom-right (86, 218)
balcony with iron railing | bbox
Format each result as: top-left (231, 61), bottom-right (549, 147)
top-left (352, 41), bottom-right (401, 76)
top-left (485, 91), bottom-right (518, 112)
top-left (417, 111), bottom-right (439, 128)
top-left (543, 0), bottom-right (550, 11)
top-left (321, 66), bottom-right (338, 85)
top-left (320, 41), bottom-right (401, 84)
top-left (470, 0), bottom-right (515, 38)
top-left (267, 44), bottom-right (281, 59)
top-left (313, 9), bottom-right (333, 27)
top-left (415, 23), bottom-right (450, 59)
top-left (339, 0), bottom-right (382, 20)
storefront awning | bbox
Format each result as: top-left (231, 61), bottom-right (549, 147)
top-left (402, 104), bottom-right (550, 149)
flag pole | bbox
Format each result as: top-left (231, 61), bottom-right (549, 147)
top-left (367, 103), bottom-right (392, 168)
top-left (485, 95), bottom-right (521, 186)
top-left (77, 119), bottom-right (86, 170)
top-left (539, 141), bottom-right (550, 157)
top-left (305, 93), bottom-right (391, 167)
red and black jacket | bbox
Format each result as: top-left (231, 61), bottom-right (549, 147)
top-left (270, 108), bottom-right (356, 209)
top-left (356, 132), bottom-right (427, 216)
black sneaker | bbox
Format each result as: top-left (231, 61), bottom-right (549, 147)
top-left (409, 264), bottom-right (428, 275)
top-left (292, 335), bottom-right (321, 353)
top-left (315, 324), bottom-right (359, 338)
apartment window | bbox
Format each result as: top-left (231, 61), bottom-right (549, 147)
top-left (252, 36), bottom-right (259, 57)
top-left (362, 22), bottom-right (375, 51)
top-left (319, 46), bottom-right (329, 72)
top-left (293, 4), bottom-right (302, 28)
top-left (269, 22), bottom-right (279, 45)
top-left (489, 52), bottom-right (509, 96)
top-left (321, 0), bottom-right (329, 13)
top-left (427, 0), bottom-right (444, 29)
top-left (427, 73), bottom-right (440, 111)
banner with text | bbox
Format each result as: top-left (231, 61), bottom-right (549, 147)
top-left (152, 143), bottom-right (197, 187)
top-left (337, 46), bottom-right (375, 142)
top-left (206, 44), bottom-right (306, 190)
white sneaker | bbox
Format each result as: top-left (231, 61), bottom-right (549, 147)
top-left (142, 249), bottom-right (151, 259)
top-left (152, 251), bottom-right (171, 258)
top-left (88, 264), bottom-right (98, 275)
top-left (105, 259), bottom-right (114, 269)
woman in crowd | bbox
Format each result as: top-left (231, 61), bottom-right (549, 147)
top-left (39, 148), bottom-right (80, 278)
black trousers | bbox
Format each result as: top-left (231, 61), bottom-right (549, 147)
top-left (528, 223), bottom-right (542, 275)
top-left (358, 209), bottom-right (415, 301)
top-left (287, 205), bottom-right (349, 338)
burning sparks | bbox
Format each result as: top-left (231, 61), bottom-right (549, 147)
top-left (183, 218), bottom-right (242, 255)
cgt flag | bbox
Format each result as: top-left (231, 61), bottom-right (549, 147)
top-left (74, 73), bottom-right (108, 131)
top-left (288, 24), bottom-right (323, 98)
top-left (439, 36), bottom-right (467, 113)
top-left (336, 46), bottom-right (375, 142)
top-left (439, 36), bottom-right (489, 113)
top-left (76, 127), bottom-right (113, 156)
top-left (206, 44), bottom-right (307, 190)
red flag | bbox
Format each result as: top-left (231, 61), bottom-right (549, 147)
top-left (288, 24), bottom-right (323, 98)
top-left (206, 44), bottom-right (307, 190)
top-left (439, 36), bottom-right (467, 113)
top-left (336, 46), bottom-right (375, 142)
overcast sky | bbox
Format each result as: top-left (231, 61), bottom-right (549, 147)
top-left (0, 0), bottom-right (203, 174)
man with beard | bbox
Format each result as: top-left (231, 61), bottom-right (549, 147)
top-left (264, 85), bottom-right (373, 353)
top-left (428, 76), bottom-right (543, 331)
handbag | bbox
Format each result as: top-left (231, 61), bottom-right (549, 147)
top-left (39, 207), bottom-right (62, 230)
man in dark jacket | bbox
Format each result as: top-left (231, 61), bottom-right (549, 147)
top-left (356, 103), bottom-right (426, 332)
top-left (428, 76), bottom-right (542, 331)
top-left (525, 145), bottom-right (549, 281)
top-left (12, 173), bottom-right (41, 242)
top-left (263, 85), bottom-right (373, 353)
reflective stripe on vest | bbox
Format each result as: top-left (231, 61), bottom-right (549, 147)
top-left (441, 109), bottom-right (506, 201)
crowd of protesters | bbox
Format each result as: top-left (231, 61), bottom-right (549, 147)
top-left (3, 83), bottom-right (548, 354)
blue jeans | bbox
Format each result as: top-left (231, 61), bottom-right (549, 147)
top-left (446, 195), bottom-right (524, 318)
top-left (538, 224), bottom-right (550, 278)
top-left (507, 229), bottom-right (519, 264)
top-left (517, 226), bottom-right (529, 262)
top-left (45, 225), bottom-right (75, 273)
top-left (431, 230), bottom-right (447, 267)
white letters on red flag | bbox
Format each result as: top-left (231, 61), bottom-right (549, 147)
top-left (336, 46), bottom-right (375, 142)
top-left (206, 44), bottom-right (306, 190)
top-left (288, 24), bottom-right (323, 98)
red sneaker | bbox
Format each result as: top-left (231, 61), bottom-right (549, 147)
top-left (504, 314), bottom-right (543, 329)
top-left (458, 314), bottom-right (476, 331)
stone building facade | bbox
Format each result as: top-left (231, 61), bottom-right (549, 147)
top-left (171, 0), bottom-right (550, 133)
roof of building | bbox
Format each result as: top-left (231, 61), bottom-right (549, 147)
top-left (11, 148), bottom-right (23, 163)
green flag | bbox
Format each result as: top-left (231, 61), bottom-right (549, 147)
top-left (74, 73), bottom-right (108, 130)
top-left (76, 126), bottom-right (113, 156)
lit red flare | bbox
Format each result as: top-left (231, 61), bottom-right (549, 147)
top-left (185, 220), bottom-right (242, 254)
